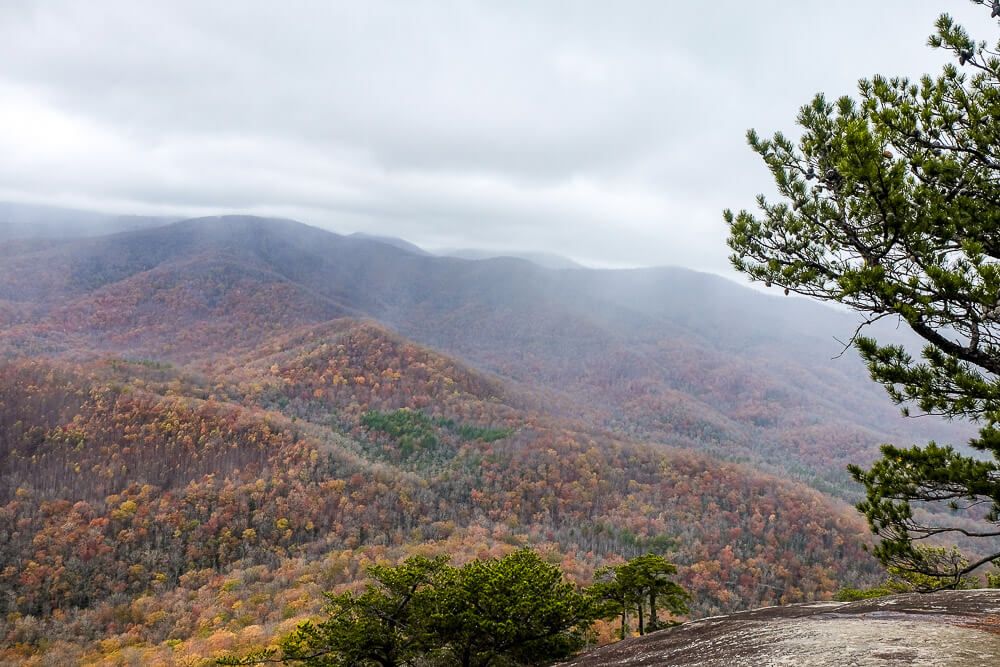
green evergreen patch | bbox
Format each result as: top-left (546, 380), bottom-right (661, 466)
top-left (361, 409), bottom-right (513, 459)
top-left (433, 416), bottom-right (514, 443)
top-left (361, 409), bottom-right (439, 456)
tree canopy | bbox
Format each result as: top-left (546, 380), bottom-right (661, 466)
top-left (220, 555), bottom-right (448, 667)
top-left (426, 549), bottom-right (595, 667)
top-left (725, 0), bottom-right (1000, 585)
top-left (222, 549), bottom-right (604, 667)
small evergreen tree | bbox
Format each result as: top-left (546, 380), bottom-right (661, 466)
top-left (836, 545), bottom-right (979, 600)
top-left (590, 565), bottom-right (637, 640)
top-left (626, 554), bottom-right (689, 632)
top-left (591, 554), bottom-right (688, 638)
top-left (220, 555), bottom-right (448, 666)
top-left (221, 550), bottom-right (598, 666)
top-left (428, 549), bottom-right (596, 667)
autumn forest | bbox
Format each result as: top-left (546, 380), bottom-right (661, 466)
top-left (0, 213), bottom-right (975, 664)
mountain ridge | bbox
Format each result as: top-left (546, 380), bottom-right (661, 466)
top-left (0, 214), bottom-right (970, 496)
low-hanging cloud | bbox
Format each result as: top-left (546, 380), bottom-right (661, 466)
top-left (0, 0), bottom-right (984, 272)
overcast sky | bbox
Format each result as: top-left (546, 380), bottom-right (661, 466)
top-left (0, 1), bottom-right (986, 273)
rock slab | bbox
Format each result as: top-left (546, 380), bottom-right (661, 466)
top-left (564, 590), bottom-right (1000, 666)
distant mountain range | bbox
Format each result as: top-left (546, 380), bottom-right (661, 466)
top-left (348, 233), bottom-right (586, 269)
top-left (437, 246), bottom-right (585, 269)
top-left (0, 213), bottom-right (968, 495)
top-left (2, 201), bottom-right (585, 270)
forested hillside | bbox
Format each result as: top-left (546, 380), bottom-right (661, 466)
top-left (2, 214), bottom-right (971, 663)
top-left (0, 216), bottom-right (970, 496)
top-left (0, 318), bottom-right (876, 663)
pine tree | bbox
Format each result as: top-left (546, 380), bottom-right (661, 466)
top-left (220, 555), bottom-right (448, 666)
top-left (725, 0), bottom-right (1000, 585)
top-left (428, 549), bottom-right (595, 667)
top-left (591, 554), bottom-right (688, 637)
top-left (221, 550), bottom-right (596, 666)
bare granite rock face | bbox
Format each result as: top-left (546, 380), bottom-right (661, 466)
top-left (564, 590), bottom-right (1000, 666)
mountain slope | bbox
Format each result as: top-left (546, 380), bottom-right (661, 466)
top-left (0, 215), bottom-right (969, 496)
top-left (6, 213), bottom-right (970, 664)
top-left (0, 320), bottom-right (879, 663)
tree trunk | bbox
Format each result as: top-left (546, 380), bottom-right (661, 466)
top-left (620, 610), bottom-right (627, 640)
top-left (637, 603), bottom-right (644, 636)
top-left (649, 590), bottom-right (658, 630)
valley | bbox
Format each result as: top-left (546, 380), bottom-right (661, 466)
top-left (0, 213), bottom-right (969, 664)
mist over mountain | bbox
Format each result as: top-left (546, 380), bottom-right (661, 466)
top-left (349, 231), bottom-right (433, 256)
top-left (0, 214), bottom-right (969, 494)
top-left (348, 232), bottom-right (587, 269)
top-left (0, 201), bottom-right (180, 241)
top-left (439, 247), bottom-right (585, 270)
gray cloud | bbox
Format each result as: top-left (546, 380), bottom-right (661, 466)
top-left (0, 1), bottom-right (986, 272)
